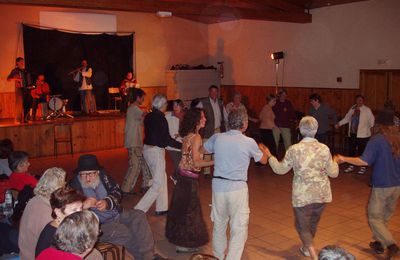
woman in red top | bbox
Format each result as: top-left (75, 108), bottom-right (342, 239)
top-left (8, 151), bottom-right (38, 220)
top-left (8, 151), bottom-right (37, 191)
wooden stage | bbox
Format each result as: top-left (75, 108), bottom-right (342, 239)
top-left (0, 111), bottom-right (125, 158)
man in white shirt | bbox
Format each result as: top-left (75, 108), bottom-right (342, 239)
top-left (76, 59), bottom-right (96, 114)
top-left (204, 109), bottom-right (269, 260)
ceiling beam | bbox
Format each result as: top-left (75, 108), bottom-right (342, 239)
top-left (0, 0), bottom-right (311, 23)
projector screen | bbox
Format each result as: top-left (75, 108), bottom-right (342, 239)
top-left (40, 11), bottom-right (117, 32)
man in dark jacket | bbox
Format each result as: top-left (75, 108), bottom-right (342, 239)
top-left (70, 154), bottom-right (165, 260)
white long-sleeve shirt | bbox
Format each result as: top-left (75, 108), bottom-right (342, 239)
top-left (338, 105), bottom-right (375, 138)
top-left (79, 68), bottom-right (93, 91)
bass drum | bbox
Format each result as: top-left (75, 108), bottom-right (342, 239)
top-left (48, 97), bottom-right (63, 111)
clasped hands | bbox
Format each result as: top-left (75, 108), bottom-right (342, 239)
top-left (258, 143), bottom-right (272, 157)
top-left (84, 197), bottom-right (108, 211)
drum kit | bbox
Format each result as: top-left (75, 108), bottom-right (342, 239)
top-left (46, 95), bottom-right (74, 119)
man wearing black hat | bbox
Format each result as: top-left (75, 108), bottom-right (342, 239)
top-left (337, 110), bottom-right (400, 259)
top-left (70, 154), bottom-right (166, 260)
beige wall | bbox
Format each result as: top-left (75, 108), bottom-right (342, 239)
top-left (208, 0), bottom-right (400, 89)
top-left (0, 4), bottom-right (209, 92)
top-left (1, 0), bottom-right (399, 93)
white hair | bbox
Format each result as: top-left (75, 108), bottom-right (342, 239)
top-left (152, 94), bottom-right (167, 110)
top-left (34, 167), bottom-right (66, 198)
top-left (299, 116), bottom-right (318, 138)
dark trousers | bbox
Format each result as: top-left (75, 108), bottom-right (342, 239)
top-left (260, 129), bottom-right (277, 156)
top-left (315, 132), bottom-right (328, 146)
top-left (15, 88), bottom-right (32, 122)
top-left (100, 209), bottom-right (154, 260)
top-left (32, 97), bottom-right (47, 120)
top-left (348, 133), bottom-right (369, 156)
top-left (293, 203), bottom-right (326, 247)
top-left (167, 150), bottom-right (181, 179)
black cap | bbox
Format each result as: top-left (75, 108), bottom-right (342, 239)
top-left (74, 154), bottom-right (102, 174)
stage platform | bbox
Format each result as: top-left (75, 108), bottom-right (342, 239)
top-left (0, 110), bottom-right (125, 158)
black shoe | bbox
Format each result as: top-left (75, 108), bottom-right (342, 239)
top-left (155, 210), bottom-right (168, 216)
top-left (387, 244), bottom-right (399, 259)
top-left (369, 241), bottom-right (384, 254)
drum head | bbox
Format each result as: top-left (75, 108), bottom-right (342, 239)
top-left (48, 97), bottom-right (63, 111)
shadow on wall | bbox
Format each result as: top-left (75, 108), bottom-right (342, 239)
top-left (211, 37), bottom-right (234, 100)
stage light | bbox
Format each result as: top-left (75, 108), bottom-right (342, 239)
top-left (271, 51), bottom-right (284, 60)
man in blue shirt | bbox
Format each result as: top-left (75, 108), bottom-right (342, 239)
top-left (337, 110), bottom-right (400, 259)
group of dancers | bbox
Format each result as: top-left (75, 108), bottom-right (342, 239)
top-left (122, 85), bottom-right (400, 260)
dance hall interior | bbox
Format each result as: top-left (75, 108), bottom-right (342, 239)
top-left (0, 0), bottom-right (400, 260)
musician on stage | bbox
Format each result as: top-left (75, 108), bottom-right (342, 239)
top-left (31, 74), bottom-right (50, 121)
top-left (73, 59), bottom-right (96, 114)
top-left (120, 71), bottom-right (138, 113)
top-left (7, 57), bottom-right (32, 123)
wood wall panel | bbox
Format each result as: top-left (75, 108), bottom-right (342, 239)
top-left (221, 85), bottom-right (361, 117)
top-left (0, 117), bottom-right (125, 158)
top-left (359, 71), bottom-right (388, 112)
top-left (0, 92), bottom-right (15, 119)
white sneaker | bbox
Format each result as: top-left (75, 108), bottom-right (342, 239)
top-left (344, 165), bottom-right (354, 173)
top-left (357, 167), bottom-right (367, 175)
top-left (300, 246), bottom-right (310, 257)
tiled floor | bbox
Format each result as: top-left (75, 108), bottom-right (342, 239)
top-left (30, 149), bottom-right (400, 260)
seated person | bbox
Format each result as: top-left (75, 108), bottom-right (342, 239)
top-left (31, 74), bottom-right (50, 121)
top-left (8, 151), bottom-right (38, 220)
top-left (69, 154), bottom-right (167, 260)
top-left (19, 167), bottom-right (66, 260)
top-left (37, 210), bottom-right (99, 260)
top-left (35, 187), bottom-right (85, 257)
top-left (8, 151), bottom-right (37, 191)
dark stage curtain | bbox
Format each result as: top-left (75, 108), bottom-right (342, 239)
top-left (23, 25), bottom-right (133, 111)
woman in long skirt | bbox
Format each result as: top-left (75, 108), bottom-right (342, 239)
top-left (166, 108), bottom-right (214, 253)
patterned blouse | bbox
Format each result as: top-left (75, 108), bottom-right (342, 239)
top-left (268, 138), bottom-right (339, 207)
top-left (179, 133), bottom-right (201, 173)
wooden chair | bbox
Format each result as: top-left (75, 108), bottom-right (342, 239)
top-left (108, 87), bottom-right (122, 110)
top-left (54, 122), bottom-right (73, 157)
top-left (95, 242), bottom-right (125, 260)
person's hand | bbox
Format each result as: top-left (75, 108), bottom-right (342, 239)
top-left (334, 123), bottom-right (340, 129)
top-left (259, 143), bottom-right (271, 157)
top-left (83, 197), bottom-right (97, 209)
top-left (96, 199), bottom-right (108, 211)
top-left (333, 154), bottom-right (344, 164)
top-left (274, 127), bottom-right (281, 134)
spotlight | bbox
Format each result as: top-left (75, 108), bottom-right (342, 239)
top-left (271, 51), bottom-right (284, 60)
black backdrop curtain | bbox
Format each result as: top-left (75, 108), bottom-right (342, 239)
top-left (23, 24), bottom-right (133, 111)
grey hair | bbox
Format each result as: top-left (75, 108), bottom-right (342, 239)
top-left (152, 93), bottom-right (167, 110)
top-left (55, 210), bottom-right (99, 255)
top-left (34, 167), bottom-right (66, 198)
top-left (318, 245), bottom-right (355, 260)
top-left (228, 109), bottom-right (248, 130)
top-left (233, 92), bottom-right (242, 98)
top-left (299, 116), bottom-right (318, 138)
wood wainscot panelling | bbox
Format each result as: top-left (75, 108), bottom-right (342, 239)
top-left (0, 92), bottom-right (16, 119)
top-left (221, 85), bottom-right (361, 118)
top-left (360, 69), bottom-right (400, 112)
top-left (0, 117), bottom-right (125, 158)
